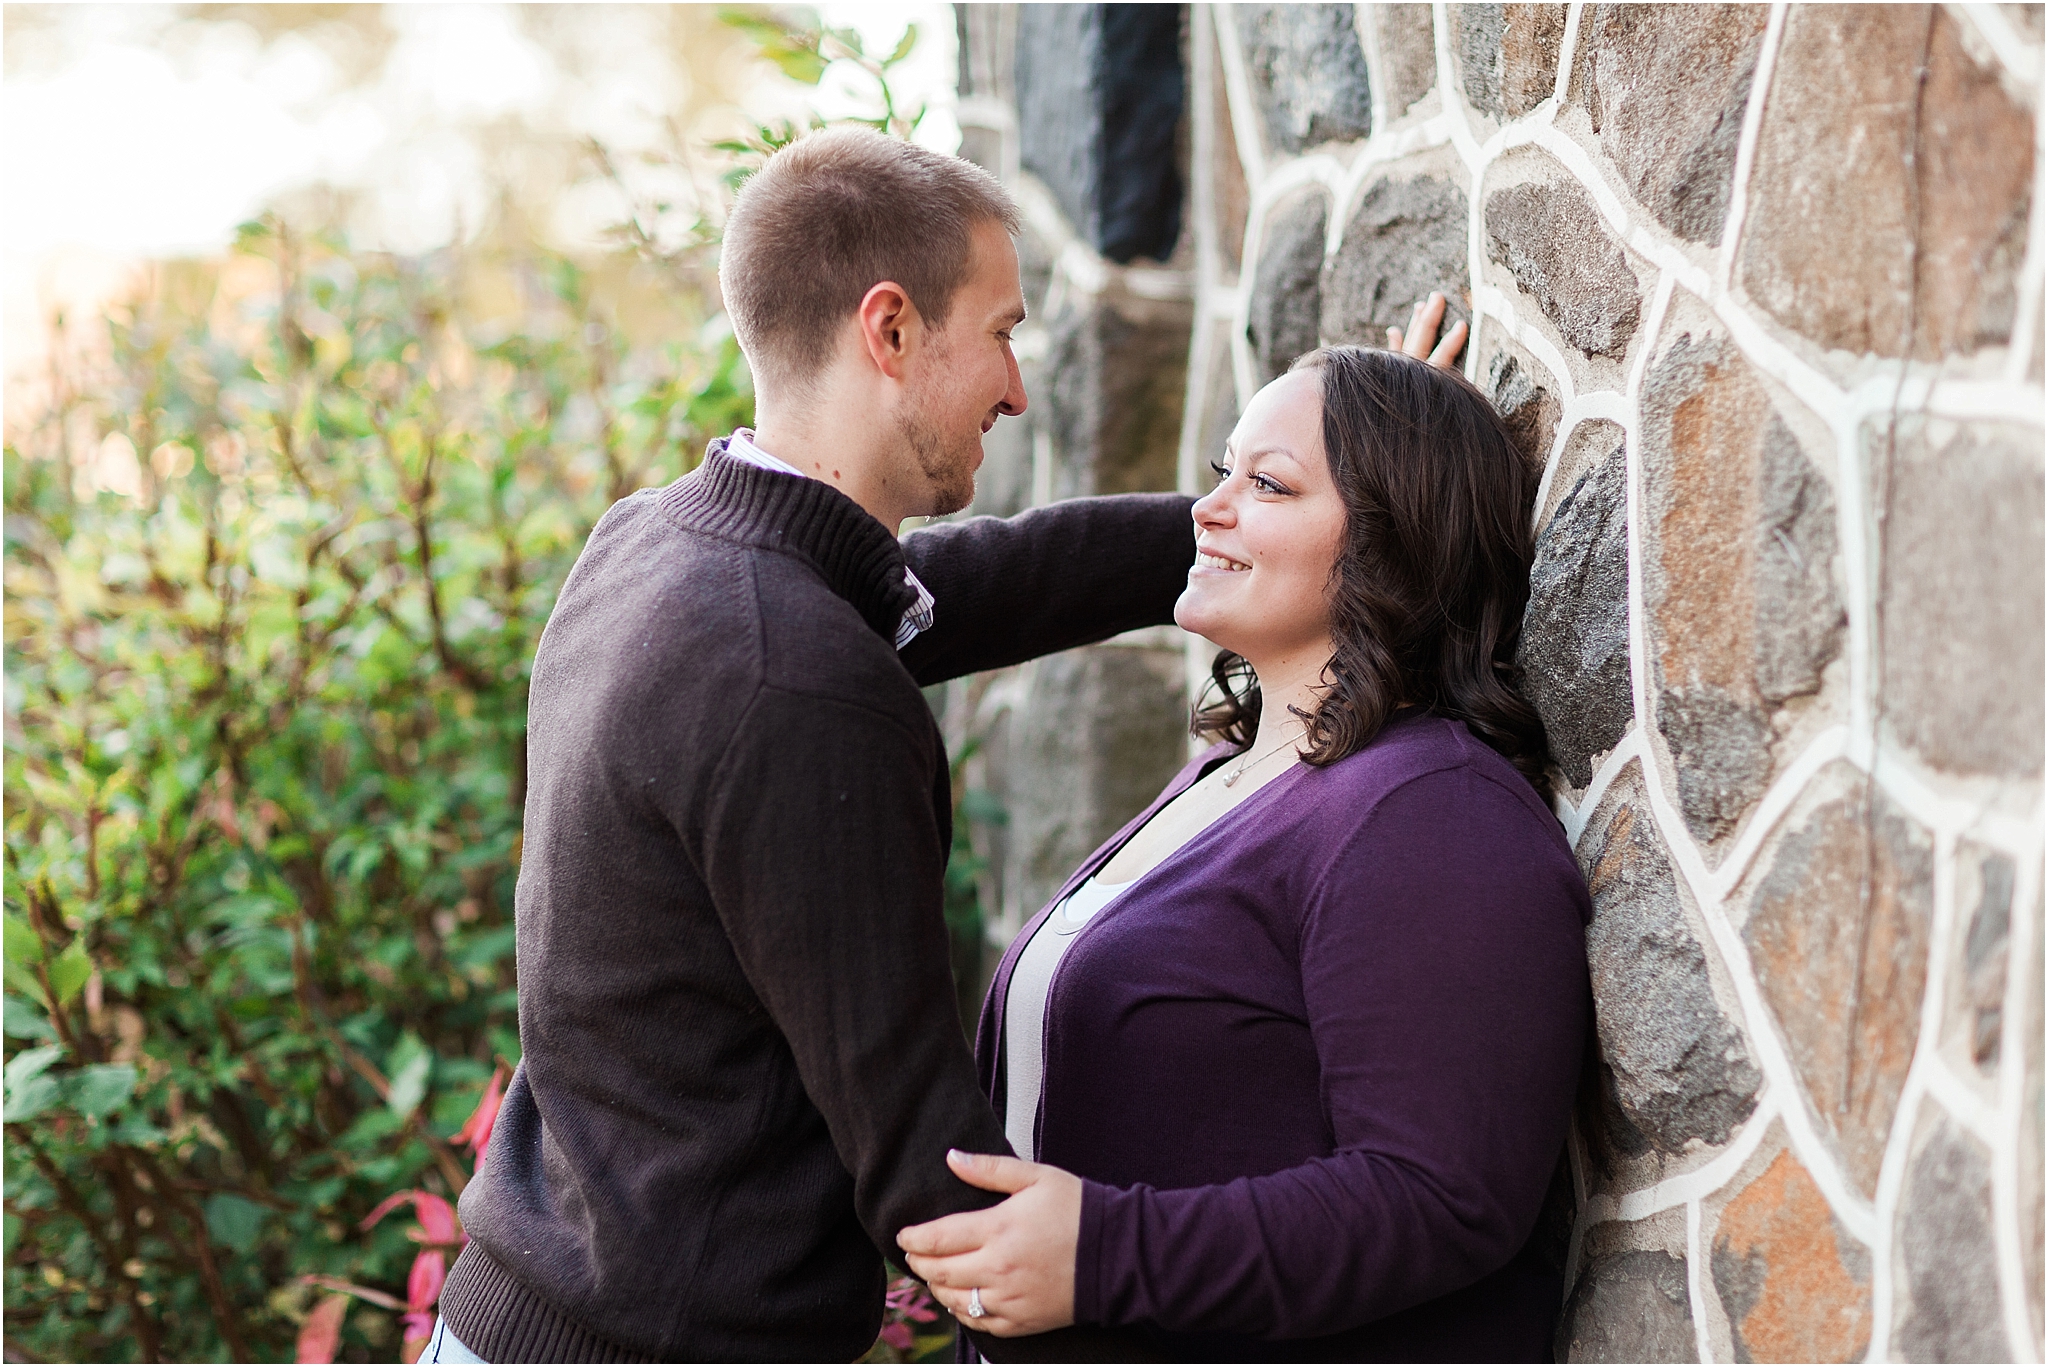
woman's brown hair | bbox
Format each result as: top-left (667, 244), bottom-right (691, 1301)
top-left (1192, 345), bottom-right (1552, 790)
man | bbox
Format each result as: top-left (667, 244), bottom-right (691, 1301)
top-left (435, 127), bottom-right (1199, 1362)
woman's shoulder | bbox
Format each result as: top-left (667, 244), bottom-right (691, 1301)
top-left (1298, 712), bottom-right (1571, 849)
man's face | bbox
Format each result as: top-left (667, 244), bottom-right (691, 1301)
top-left (899, 220), bottom-right (1029, 516)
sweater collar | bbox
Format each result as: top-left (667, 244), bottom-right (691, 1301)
top-left (657, 439), bottom-right (919, 641)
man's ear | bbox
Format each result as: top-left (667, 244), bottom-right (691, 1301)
top-left (856, 280), bottom-right (922, 380)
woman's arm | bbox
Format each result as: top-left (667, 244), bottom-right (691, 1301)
top-left (904, 763), bottom-right (1589, 1339)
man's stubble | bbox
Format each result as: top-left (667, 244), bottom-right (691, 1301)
top-left (898, 342), bottom-right (981, 517)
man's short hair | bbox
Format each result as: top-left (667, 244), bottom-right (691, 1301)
top-left (720, 127), bottom-right (1021, 385)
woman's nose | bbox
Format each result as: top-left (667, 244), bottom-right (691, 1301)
top-left (1192, 484), bottom-right (1234, 528)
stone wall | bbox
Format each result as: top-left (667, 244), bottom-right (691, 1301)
top-left (958, 5), bottom-right (2044, 1360)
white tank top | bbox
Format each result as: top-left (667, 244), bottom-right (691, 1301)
top-left (1002, 874), bottom-right (1130, 1161)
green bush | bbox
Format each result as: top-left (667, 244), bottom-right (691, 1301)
top-left (3, 221), bottom-right (748, 1361)
top-left (3, 15), bottom-right (983, 1361)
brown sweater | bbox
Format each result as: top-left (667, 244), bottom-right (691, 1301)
top-left (441, 444), bottom-right (1195, 1362)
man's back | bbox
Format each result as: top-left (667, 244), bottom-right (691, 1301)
top-left (443, 451), bottom-right (1194, 1360)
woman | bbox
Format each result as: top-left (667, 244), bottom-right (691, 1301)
top-left (898, 318), bottom-right (1591, 1361)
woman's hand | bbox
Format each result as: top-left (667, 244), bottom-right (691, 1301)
top-left (897, 1149), bottom-right (1082, 1338)
top-left (1386, 291), bottom-right (1470, 369)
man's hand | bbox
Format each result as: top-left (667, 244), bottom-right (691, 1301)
top-left (1386, 291), bottom-right (1470, 370)
top-left (897, 1149), bottom-right (1082, 1338)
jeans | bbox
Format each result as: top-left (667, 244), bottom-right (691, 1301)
top-left (421, 1317), bottom-right (488, 1364)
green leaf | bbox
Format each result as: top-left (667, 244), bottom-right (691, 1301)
top-left (46, 941), bottom-right (91, 1005)
top-left (2, 994), bottom-right (55, 1039)
top-left (887, 24), bottom-right (918, 65)
top-left (68, 1063), bottom-right (137, 1118)
top-left (3, 916), bottom-right (44, 967)
top-left (5, 1044), bottom-right (64, 1121)
top-left (386, 1034), bottom-right (432, 1117)
top-left (203, 1192), bottom-right (268, 1254)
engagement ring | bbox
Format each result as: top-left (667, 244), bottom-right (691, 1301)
top-left (967, 1287), bottom-right (985, 1319)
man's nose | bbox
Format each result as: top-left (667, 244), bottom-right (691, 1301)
top-left (997, 348), bottom-right (1027, 417)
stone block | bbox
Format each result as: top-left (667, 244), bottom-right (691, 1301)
top-left (1874, 417), bottom-right (2045, 777)
top-left (1016, 4), bottom-right (1184, 264)
top-left (1011, 645), bottom-right (1191, 917)
top-left (1737, 7), bottom-right (2034, 359)
top-left (1453, 4), bottom-right (1567, 120)
top-left (1711, 1144), bottom-right (1873, 1362)
top-left (1367, 4), bottom-right (1438, 119)
top-left (1319, 170), bottom-right (1470, 348)
top-left (1188, 320), bottom-right (1240, 475)
top-left (1520, 440), bottom-right (1631, 788)
top-left (1038, 287), bottom-right (1192, 500)
top-left (1579, 775), bottom-right (1761, 1153)
top-left (1558, 1247), bottom-right (1696, 1362)
top-left (1639, 328), bottom-right (1843, 842)
top-left (1232, 4), bottom-right (1373, 155)
top-left (1895, 1118), bottom-right (2008, 1362)
top-left (1570, 4), bottom-right (1769, 244)
top-left (1483, 342), bottom-right (1561, 470)
top-left (1958, 847), bottom-right (2014, 1071)
top-left (2023, 938), bottom-right (2045, 1349)
top-left (1200, 20), bottom-right (1250, 275)
top-left (1745, 771), bottom-right (1934, 1195)
top-left (1485, 173), bottom-right (1642, 358)
top-left (1246, 190), bottom-right (1328, 382)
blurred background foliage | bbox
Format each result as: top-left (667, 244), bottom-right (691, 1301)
top-left (4, 8), bottom-right (975, 1362)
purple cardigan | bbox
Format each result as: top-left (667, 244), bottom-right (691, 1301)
top-left (972, 710), bottom-right (1591, 1361)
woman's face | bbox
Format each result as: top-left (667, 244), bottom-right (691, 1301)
top-left (1174, 368), bottom-right (1348, 668)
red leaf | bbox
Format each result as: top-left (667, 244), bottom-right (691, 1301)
top-left (406, 1248), bottom-right (448, 1313)
top-left (452, 1064), bottom-right (507, 1167)
top-left (359, 1190), bottom-right (423, 1233)
top-left (411, 1191), bottom-right (461, 1246)
top-left (295, 1293), bottom-right (349, 1364)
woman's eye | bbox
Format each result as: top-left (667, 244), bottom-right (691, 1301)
top-left (1253, 475), bottom-right (1286, 494)
top-left (1208, 459), bottom-right (1230, 483)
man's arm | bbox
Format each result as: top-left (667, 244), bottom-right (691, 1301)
top-left (696, 683), bottom-right (1014, 1257)
top-left (898, 493), bottom-right (1195, 686)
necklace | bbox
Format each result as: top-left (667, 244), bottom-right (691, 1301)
top-left (1220, 731), bottom-right (1302, 787)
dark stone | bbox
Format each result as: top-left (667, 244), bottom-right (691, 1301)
top-left (1875, 417), bottom-right (2045, 776)
top-left (1369, 4), bottom-right (1438, 118)
top-left (1581, 785), bottom-right (1762, 1153)
top-left (1572, 4), bottom-right (1769, 243)
top-left (1233, 4), bottom-right (1373, 154)
top-left (1038, 289), bottom-right (1191, 500)
top-left (1486, 175), bottom-right (1642, 358)
top-left (1746, 773), bottom-right (1934, 1196)
top-left (1657, 688), bottom-right (1773, 842)
top-left (1017, 4), bottom-right (1185, 264)
top-left (1558, 1248), bottom-right (1696, 1362)
top-left (1520, 448), bottom-right (1631, 788)
top-left (1638, 330), bottom-right (1844, 842)
top-left (1485, 346), bottom-right (1561, 469)
top-left (1247, 190), bottom-right (1328, 382)
top-left (1737, 8), bottom-right (2034, 359)
top-left (1963, 848), bottom-right (2014, 1070)
top-left (1319, 173), bottom-right (1470, 348)
top-left (1897, 1123), bottom-right (2008, 1362)
top-left (1455, 4), bottom-right (1567, 119)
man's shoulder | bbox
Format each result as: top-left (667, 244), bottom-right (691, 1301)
top-left (555, 487), bottom-right (919, 711)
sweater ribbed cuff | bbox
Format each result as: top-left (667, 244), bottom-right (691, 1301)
top-left (440, 1243), bottom-right (652, 1364)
